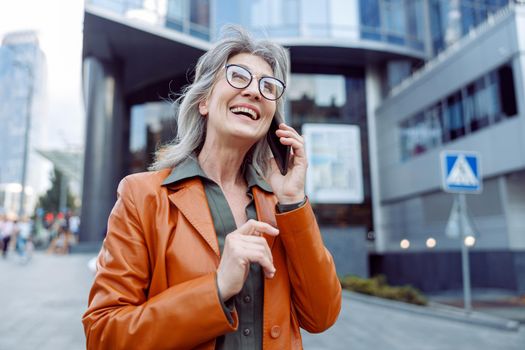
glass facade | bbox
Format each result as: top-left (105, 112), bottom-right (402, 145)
top-left (360, 0), bottom-right (425, 51)
top-left (165, 0), bottom-right (211, 40)
top-left (87, 0), bottom-right (212, 40)
top-left (87, 0), bottom-right (514, 59)
top-left (429, 0), bottom-right (511, 54)
top-left (288, 72), bottom-right (372, 229)
top-left (400, 63), bottom-right (517, 160)
top-left (128, 102), bottom-right (176, 174)
top-left (0, 32), bottom-right (47, 216)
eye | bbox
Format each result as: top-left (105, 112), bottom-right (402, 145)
top-left (262, 81), bottom-right (276, 94)
top-left (232, 71), bottom-right (248, 81)
top-left (228, 66), bottom-right (251, 85)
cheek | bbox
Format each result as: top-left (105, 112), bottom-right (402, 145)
top-left (263, 103), bottom-right (277, 120)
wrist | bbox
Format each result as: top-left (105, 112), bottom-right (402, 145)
top-left (277, 193), bottom-right (305, 205)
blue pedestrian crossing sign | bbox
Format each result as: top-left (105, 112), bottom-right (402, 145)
top-left (441, 151), bottom-right (482, 193)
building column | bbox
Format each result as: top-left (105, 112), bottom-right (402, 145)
top-left (79, 57), bottom-right (126, 244)
top-left (365, 65), bottom-right (385, 253)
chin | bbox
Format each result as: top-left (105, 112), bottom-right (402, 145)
top-left (229, 130), bottom-right (265, 149)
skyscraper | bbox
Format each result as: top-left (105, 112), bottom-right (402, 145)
top-left (0, 31), bottom-right (48, 217)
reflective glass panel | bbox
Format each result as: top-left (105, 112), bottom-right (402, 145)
top-left (288, 72), bottom-right (370, 228)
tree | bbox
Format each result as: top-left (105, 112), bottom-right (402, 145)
top-left (37, 169), bottom-right (77, 214)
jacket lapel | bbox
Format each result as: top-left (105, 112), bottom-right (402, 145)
top-left (253, 187), bottom-right (278, 250)
top-left (167, 178), bottom-right (220, 257)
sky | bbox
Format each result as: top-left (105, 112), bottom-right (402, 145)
top-left (0, 0), bottom-right (85, 150)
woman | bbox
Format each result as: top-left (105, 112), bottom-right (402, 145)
top-left (82, 26), bottom-right (341, 350)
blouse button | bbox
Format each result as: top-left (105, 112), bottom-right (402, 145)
top-left (270, 325), bottom-right (281, 339)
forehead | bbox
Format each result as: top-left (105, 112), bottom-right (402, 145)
top-left (227, 53), bottom-right (274, 76)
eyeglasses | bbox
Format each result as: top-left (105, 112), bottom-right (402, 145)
top-left (225, 64), bottom-right (286, 101)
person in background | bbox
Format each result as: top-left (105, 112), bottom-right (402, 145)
top-left (1, 216), bottom-right (19, 259)
top-left (0, 215), bottom-right (9, 258)
top-left (16, 217), bottom-right (32, 263)
top-left (83, 25), bottom-right (341, 350)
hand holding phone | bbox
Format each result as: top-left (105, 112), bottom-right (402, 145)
top-left (267, 118), bottom-right (291, 175)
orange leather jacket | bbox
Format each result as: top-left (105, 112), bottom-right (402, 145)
top-left (82, 169), bottom-right (341, 350)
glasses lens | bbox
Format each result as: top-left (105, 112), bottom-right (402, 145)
top-left (259, 77), bottom-right (285, 100)
top-left (226, 65), bottom-right (251, 89)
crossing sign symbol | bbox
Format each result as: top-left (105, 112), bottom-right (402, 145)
top-left (441, 151), bottom-right (482, 193)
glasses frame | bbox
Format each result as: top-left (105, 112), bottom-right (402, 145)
top-left (224, 64), bottom-right (286, 101)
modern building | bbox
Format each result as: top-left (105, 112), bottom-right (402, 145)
top-left (0, 31), bottom-right (49, 217)
top-left (81, 0), bottom-right (524, 292)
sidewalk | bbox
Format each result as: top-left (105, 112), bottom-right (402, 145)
top-left (427, 289), bottom-right (525, 324)
top-left (1, 252), bottom-right (524, 350)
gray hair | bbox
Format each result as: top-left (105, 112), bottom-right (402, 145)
top-left (149, 25), bottom-right (290, 176)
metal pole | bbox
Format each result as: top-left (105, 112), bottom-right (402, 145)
top-left (59, 172), bottom-right (67, 214)
top-left (458, 193), bottom-right (472, 312)
top-left (17, 66), bottom-right (33, 219)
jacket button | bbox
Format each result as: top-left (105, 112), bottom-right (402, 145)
top-left (243, 328), bottom-right (251, 336)
top-left (270, 325), bottom-right (281, 339)
top-left (243, 295), bottom-right (252, 303)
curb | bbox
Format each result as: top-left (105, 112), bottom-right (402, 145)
top-left (342, 290), bottom-right (520, 332)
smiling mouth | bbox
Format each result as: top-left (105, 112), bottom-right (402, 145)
top-left (230, 106), bottom-right (259, 120)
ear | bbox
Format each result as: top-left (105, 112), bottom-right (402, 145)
top-left (198, 99), bottom-right (208, 116)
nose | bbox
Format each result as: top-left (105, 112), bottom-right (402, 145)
top-left (241, 78), bottom-right (262, 100)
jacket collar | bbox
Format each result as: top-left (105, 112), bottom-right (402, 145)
top-left (162, 156), bottom-right (275, 257)
top-left (161, 155), bottom-right (273, 193)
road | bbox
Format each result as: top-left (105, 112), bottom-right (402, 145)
top-left (1, 252), bottom-right (524, 349)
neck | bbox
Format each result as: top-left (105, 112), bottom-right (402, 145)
top-left (198, 137), bottom-right (251, 189)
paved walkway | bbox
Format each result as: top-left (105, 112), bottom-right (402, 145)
top-left (1, 252), bottom-right (524, 350)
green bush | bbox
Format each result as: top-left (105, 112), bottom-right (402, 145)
top-left (339, 275), bottom-right (427, 306)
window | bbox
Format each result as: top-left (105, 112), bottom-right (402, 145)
top-left (497, 65), bottom-right (517, 119)
top-left (128, 102), bottom-right (175, 174)
top-left (486, 71), bottom-right (502, 122)
top-left (406, 0), bottom-right (425, 49)
top-left (464, 78), bottom-right (489, 132)
top-left (166, 0), bottom-right (185, 32)
top-left (360, 0), bottom-right (381, 40)
top-left (399, 62), bottom-right (517, 161)
top-left (429, 0), bottom-right (448, 54)
top-left (190, 0), bottom-right (210, 40)
top-left (288, 74), bottom-right (347, 128)
top-left (165, 0), bottom-right (210, 40)
top-left (461, 1), bottom-right (477, 35)
top-left (383, 0), bottom-right (406, 45)
top-left (445, 92), bottom-right (465, 141)
top-left (399, 106), bottom-right (442, 161)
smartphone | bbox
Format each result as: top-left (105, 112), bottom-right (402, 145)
top-left (267, 118), bottom-right (291, 175)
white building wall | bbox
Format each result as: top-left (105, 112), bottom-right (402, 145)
top-left (375, 7), bottom-right (525, 252)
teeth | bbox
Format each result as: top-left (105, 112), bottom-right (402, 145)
top-left (230, 106), bottom-right (258, 120)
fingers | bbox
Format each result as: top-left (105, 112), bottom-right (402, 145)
top-left (276, 125), bottom-right (306, 159)
top-left (224, 233), bottom-right (276, 278)
top-left (236, 219), bottom-right (279, 237)
top-left (228, 220), bottom-right (278, 277)
top-left (218, 220), bottom-right (280, 299)
top-left (238, 236), bottom-right (273, 264)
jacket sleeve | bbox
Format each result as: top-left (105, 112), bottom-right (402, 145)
top-left (82, 177), bottom-right (237, 350)
top-left (275, 199), bottom-right (342, 333)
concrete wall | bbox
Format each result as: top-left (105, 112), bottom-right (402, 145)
top-left (321, 226), bottom-right (369, 279)
top-left (381, 177), bottom-right (509, 252)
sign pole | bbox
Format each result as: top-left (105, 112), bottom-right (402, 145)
top-left (458, 193), bottom-right (472, 313)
